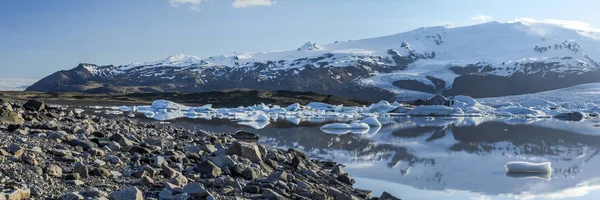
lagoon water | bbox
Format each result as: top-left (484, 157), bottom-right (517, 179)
top-left (73, 103), bottom-right (600, 200)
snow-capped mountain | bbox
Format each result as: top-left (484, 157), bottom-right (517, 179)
top-left (27, 21), bottom-right (600, 101)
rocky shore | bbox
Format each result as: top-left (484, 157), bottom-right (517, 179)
top-left (0, 99), bottom-right (400, 200)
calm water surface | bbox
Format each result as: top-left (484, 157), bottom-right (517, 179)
top-left (67, 103), bottom-right (600, 200)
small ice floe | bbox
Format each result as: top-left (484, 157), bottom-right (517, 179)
top-left (151, 100), bottom-right (189, 110)
top-left (127, 113), bottom-right (136, 118)
top-left (87, 105), bottom-right (103, 109)
top-left (237, 112), bottom-right (270, 122)
top-left (360, 117), bottom-right (382, 127)
top-left (73, 108), bottom-right (85, 114)
top-left (505, 161), bottom-right (552, 173)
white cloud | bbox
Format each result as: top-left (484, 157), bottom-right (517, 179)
top-left (470, 15), bottom-right (493, 22)
top-left (232, 0), bottom-right (274, 8)
top-left (510, 17), bottom-right (600, 32)
top-left (169, 0), bottom-right (205, 10)
top-left (0, 78), bottom-right (37, 91)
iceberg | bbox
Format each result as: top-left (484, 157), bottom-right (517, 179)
top-left (504, 161), bottom-right (552, 173)
top-left (360, 117), bottom-right (382, 127)
top-left (151, 100), bottom-right (189, 110)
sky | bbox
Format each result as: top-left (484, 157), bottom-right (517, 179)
top-left (1, 0), bottom-right (600, 81)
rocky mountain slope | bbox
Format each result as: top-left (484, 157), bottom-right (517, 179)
top-left (27, 21), bottom-right (600, 101)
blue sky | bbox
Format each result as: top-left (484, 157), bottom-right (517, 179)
top-left (1, 0), bottom-right (599, 80)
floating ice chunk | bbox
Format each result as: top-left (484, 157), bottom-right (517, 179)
top-left (499, 107), bottom-right (546, 116)
top-left (520, 98), bottom-right (558, 109)
top-left (151, 100), bottom-right (189, 110)
top-left (452, 95), bottom-right (494, 114)
top-left (368, 100), bottom-right (398, 114)
top-left (73, 108), bottom-right (85, 114)
top-left (238, 112), bottom-right (270, 122)
top-left (494, 112), bottom-right (515, 117)
top-left (286, 103), bottom-right (301, 111)
top-left (505, 161), bottom-right (552, 173)
top-left (127, 113), bottom-right (135, 118)
top-left (360, 117), bottom-right (381, 127)
top-left (307, 102), bottom-right (335, 111)
top-left (118, 106), bottom-right (133, 112)
top-left (407, 105), bottom-right (464, 116)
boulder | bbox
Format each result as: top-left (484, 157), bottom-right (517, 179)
top-left (73, 162), bottom-right (89, 178)
top-left (6, 189), bottom-right (31, 200)
top-left (45, 164), bottom-right (63, 177)
top-left (111, 187), bottom-right (143, 200)
top-left (23, 99), bottom-right (45, 111)
top-left (0, 109), bottom-right (23, 125)
top-left (227, 141), bottom-right (263, 164)
top-left (194, 160), bottom-right (222, 178)
top-left (182, 183), bottom-right (210, 198)
top-left (379, 191), bottom-right (401, 200)
top-left (233, 130), bottom-right (260, 142)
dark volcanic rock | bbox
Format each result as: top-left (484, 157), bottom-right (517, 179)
top-left (23, 99), bottom-right (45, 111)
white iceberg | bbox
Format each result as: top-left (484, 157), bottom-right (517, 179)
top-left (151, 100), bottom-right (189, 110)
top-left (360, 117), bottom-right (382, 127)
top-left (237, 112), bottom-right (270, 122)
top-left (504, 161), bottom-right (552, 173)
top-left (499, 107), bottom-right (546, 117)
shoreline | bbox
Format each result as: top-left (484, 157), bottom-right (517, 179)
top-left (0, 99), bottom-right (399, 199)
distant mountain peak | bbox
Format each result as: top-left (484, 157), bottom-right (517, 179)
top-left (297, 41), bottom-right (321, 51)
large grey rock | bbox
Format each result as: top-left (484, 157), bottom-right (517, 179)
top-left (209, 155), bottom-right (236, 169)
top-left (261, 188), bottom-right (286, 200)
top-left (69, 139), bottom-right (97, 151)
top-left (111, 187), bottom-right (143, 200)
top-left (6, 189), bottom-right (31, 200)
top-left (379, 191), bottom-right (401, 200)
top-left (194, 160), bottom-right (221, 178)
top-left (58, 192), bottom-right (84, 200)
top-left (73, 162), bottom-right (89, 178)
top-left (182, 183), bottom-right (209, 198)
top-left (45, 164), bottom-right (63, 177)
top-left (227, 141), bottom-right (263, 164)
top-left (0, 109), bottom-right (25, 124)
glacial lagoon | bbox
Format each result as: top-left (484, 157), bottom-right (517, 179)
top-left (69, 103), bottom-right (600, 200)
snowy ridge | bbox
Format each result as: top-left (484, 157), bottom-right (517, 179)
top-left (123, 23), bottom-right (592, 74)
top-left (55, 20), bottom-right (600, 100)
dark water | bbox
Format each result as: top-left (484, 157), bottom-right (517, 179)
top-left (70, 104), bottom-right (600, 200)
